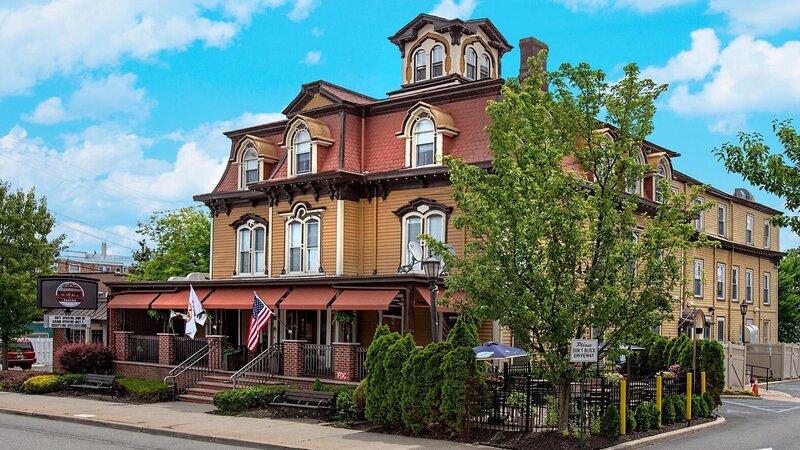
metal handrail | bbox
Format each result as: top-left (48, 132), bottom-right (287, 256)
top-left (164, 344), bottom-right (211, 401)
top-left (746, 363), bottom-right (773, 391)
top-left (231, 343), bottom-right (283, 389)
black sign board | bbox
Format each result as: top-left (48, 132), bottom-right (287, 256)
top-left (37, 276), bottom-right (99, 310)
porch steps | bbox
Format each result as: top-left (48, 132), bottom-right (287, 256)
top-left (177, 371), bottom-right (285, 405)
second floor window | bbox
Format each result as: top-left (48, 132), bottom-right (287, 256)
top-left (745, 214), bottom-right (753, 244)
top-left (764, 220), bottom-right (771, 248)
top-left (717, 205), bottom-right (726, 236)
top-left (745, 269), bottom-right (753, 303)
top-left (693, 259), bottom-right (703, 297)
top-left (403, 213), bottom-right (445, 270)
top-left (694, 197), bottom-right (704, 231)
top-left (732, 266), bottom-right (739, 302)
top-left (414, 118), bottom-right (435, 166)
top-left (716, 263), bottom-right (725, 299)
top-left (288, 218), bottom-right (319, 273)
top-left (466, 48), bottom-right (477, 80)
top-left (763, 272), bottom-right (770, 305)
top-left (430, 45), bottom-right (443, 78)
top-left (655, 163), bottom-right (667, 203)
top-left (238, 224), bottom-right (266, 275)
top-left (294, 129), bottom-right (311, 175)
top-left (414, 49), bottom-right (426, 82)
top-left (480, 54), bottom-right (491, 79)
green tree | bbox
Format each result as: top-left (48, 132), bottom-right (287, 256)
top-left (714, 119), bottom-right (800, 233)
top-left (778, 250), bottom-right (800, 343)
top-left (130, 206), bottom-right (210, 280)
top-left (0, 182), bottom-right (63, 369)
top-left (427, 54), bottom-right (710, 432)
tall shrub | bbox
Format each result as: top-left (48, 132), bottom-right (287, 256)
top-left (402, 346), bottom-right (427, 433)
top-left (446, 318), bottom-right (480, 348)
top-left (364, 326), bottom-right (400, 425)
top-left (698, 340), bottom-right (725, 406)
top-left (383, 334), bottom-right (415, 427)
top-left (440, 346), bottom-right (485, 434)
top-left (422, 341), bottom-right (450, 427)
top-left (600, 405), bottom-right (620, 438)
top-left (56, 343), bottom-right (113, 374)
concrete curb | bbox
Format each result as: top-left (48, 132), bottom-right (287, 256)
top-left (721, 394), bottom-right (762, 400)
top-left (0, 407), bottom-right (296, 450)
top-left (606, 416), bottom-right (725, 450)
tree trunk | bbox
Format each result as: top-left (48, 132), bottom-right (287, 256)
top-left (558, 381), bottom-right (571, 434)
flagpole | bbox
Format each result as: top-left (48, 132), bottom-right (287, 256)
top-left (254, 290), bottom-right (289, 330)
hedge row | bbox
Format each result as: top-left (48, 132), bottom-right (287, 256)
top-left (213, 385), bottom-right (292, 414)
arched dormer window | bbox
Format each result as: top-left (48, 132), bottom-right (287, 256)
top-left (466, 48), bottom-right (477, 80)
top-left (480, 54), bottom-right (491, 79)
top-left (231, 216), bottom-right (268, 276)
top-left (394, 198), bottom-right (452, 272)
top-left (280, 202), bottom-right (325, 274)
top-left (625, 150), bottom-right (646, 196)
top-left (241, 145), bottom-right (259, 188)
top-left (281, 115), bottom-right (334, 178)
top-left (430, 45), bottom-right (444, 78)
top-left (655, 162), bottom-right (668, 203)
top-left (396, 102), bottom-right (460, 168)
top-left (234, 135), bottom-right (279, 190)
top-left (414, 49), bottom-right (427, 82)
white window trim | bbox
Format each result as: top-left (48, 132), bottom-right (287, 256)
top-left (465, 47), bottom-right (477, 80)
top-left (695, 197), bottom-right (705, 232)
top-left (68, 263), bottom-right (80, 273)
top-left (397, 105), bottom-right (459, 168)
top-left (430, 45), bottom-right (444, 79)
top-left (718, 204), bottom-right (726, 237)
top-left (732, 266), bottom-right (740, 302)
top-left (235, 221), bottom-right (267, 276)
top-left (479, 53), bottom-right (491, 79)
top-left (400, 210), bottom-right (447, 271)
top-left (764, 220), bottom-right (771, 248)
top-left (654, 162), bottom-right (669, 203)
top-left (763, 320), bottom-right (771, 344)
top-left (281, 203), bottom-right (324, 275)
top-left (763, 272), bottom-right (771, 305)
top-left (716, 263), bottom-right (725, 300)
top-left (237, 141), bottom-right (263, 190)
top-left (693, 259), bottom-right (703, 298)
top-left (414, 49), bottom-right (427, 82)
top-left (745, 214), bottom-right (754, 245)
top-left (745, 268), bottom-right (753, 303)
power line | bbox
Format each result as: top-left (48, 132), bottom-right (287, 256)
top-left (53, 211), bottom-right (141, 244)
top-left (56, 222), bottom-right (139, 253)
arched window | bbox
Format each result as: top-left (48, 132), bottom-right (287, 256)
top-left (480, 54), bottom-right (491, 79)
top-left (625, 152), bottom-right (645, 195)
top-left (655, 163), bottom-right (667, 203)
top-left (414, 118), bottom-right (435, 166)
top-left (284, 203), bottom-right (323, 274)
top-left (465, 48), bottom-right (477, 80)
top-left (294, 129), bottom-right (311, 175)
top-left (242, 146), bottom-right (259, 186)
top-left (403, 212), bottom-right (445, 270)
top-left (414, 49), bottom-right (427, 82)
top-left (430, 45), bottom-right (444, 78)
top-left (237, 222), bottom-right (266, 275)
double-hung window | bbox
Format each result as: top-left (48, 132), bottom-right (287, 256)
top-left (763, 272), bottom-right (771, 305)
top-left (480, 54), bottom-right (491, 79)
top-left (288, 218), bottom-right (319, 273)
top-left (716, 317), bottom-right (725, 342)
top-left (764, 220), bottom-right (771, 248)
top-left (717, 205), bottom-right (726, 236)
top-left (466, 48), bottom-right (477, 80)
top-left (414, 49), bottom-right (427, 82)
top-left (731, 266), bottom-right (739, 302)
top-left (745, 214), bottom-right (754, 245)
top-left (693, 259), bottom-right (703, 297)
top-left (294, 130), bottom-right (311, 175)
top-left (238, 224), bottom-right (266, 275)
top-left (430, 45), bottom-right (443, 78)
top-left (403, 213), bottom-right (445, 270)
top-left (242, 147), bottom-right (259, 185)
top-left (716, 263), bottom-right (725, 300)
top-left (745, 269), bottom-right (753, 303)
top-left (655, 164), bottom-right (666, 203)
top-left (414, 118), bottom-right (435, 166)
top-left (694, 197), bottom-right (704, 231)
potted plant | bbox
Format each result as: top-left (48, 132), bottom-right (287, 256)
top-left (222, 346), bottom-right (243, 371)
top-left (333, 310), bottom-right (357, 342)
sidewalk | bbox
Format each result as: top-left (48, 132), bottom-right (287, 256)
top-left (0, 392), bottom-right (481, 449)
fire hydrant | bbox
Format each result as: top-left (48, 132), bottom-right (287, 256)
top-left (752, 377), bottom-right (759, 396)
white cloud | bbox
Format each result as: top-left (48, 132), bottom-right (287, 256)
top-left (708, 114), bottom-right (747, 134)
top-left (301, 50), bottom-right (322, 65)
top-left (0, 111), bottom-right (283, 252)
top-left (430, 0), bottom-right (478, 19)
top-left (642, 28), bottom-right (720, 85)
top-left (288, 0), bottom-right (320, 21)
top-left (554, 0), bottom-right (696, 13)
top-left (708, 0), bottom-right (800, 35)
top-left (0, 0), bottom-right (317, 96)
top-left (24, 73), bottom-right (153, 124)
top-left (311, 27), bottom-right (323, 38)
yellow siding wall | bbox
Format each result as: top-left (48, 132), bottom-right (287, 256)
top-left (343, 200), bottom-right (361, 275)
top-left (211, 204), bottom-right (271, 279)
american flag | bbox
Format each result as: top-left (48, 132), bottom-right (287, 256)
top-left (246, 292), bottom-right (274, 351)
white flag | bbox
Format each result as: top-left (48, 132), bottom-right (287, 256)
top-left (185, 313), bottom-right (197, 339)
top-left (189, 285), bottom-right (207, 326)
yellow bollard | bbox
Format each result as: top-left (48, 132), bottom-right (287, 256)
top-left (701, 371), bottom-right (706, 396)
top-left (656, 375), bottom-right (662, 414)
top-left (620, 379), bottom-right (627, 435)
top-left (686, 372), bottom-right (693, 420)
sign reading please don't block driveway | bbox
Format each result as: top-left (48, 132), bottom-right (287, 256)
top-left (570, 339), bottom-right (598, 363)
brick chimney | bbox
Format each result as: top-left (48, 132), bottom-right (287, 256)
top-left (518, 37), bottom-right (549, 86)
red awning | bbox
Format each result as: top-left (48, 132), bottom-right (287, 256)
top-left (203, 287), bottom-right (287, 309)
top-left (331, 289), bottom-right (400, 311)
top-left (278, 287), bottom-right (338, 310)
top-left (415, 286), bottom-right (456, 313)
top-left (108, 292), bottom-right (159, 309)
top-left (149, 288), bottom-right (212, 310)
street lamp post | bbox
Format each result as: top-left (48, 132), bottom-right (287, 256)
top-left (740, 303), bottom-right (748, 344)
top-left (422, 258), bottom-right (441, 343)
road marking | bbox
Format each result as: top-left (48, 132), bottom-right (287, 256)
top-left (73, 414), bottom-right (95, 418)
top-left (725, 409), bottom-right (752, 415)
top-left (725, 400), bottom-right (800, 413)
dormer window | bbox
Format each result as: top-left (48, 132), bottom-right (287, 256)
top-left (242, 146), bottom-right (259, 185)
top-left (414, 49), bottom-right (427, 82)
top-left (480, 54), bottom-right (491, 79)
top-left (234, 136), bottom-right (279, 190)
top-left (414, 119), bottom-right (435, 166)
top-left (430, 45), bottom-right (444, 78)
top-left (466, 48), bottom-right (477, 80)
top-left (294, 129), bottom-right (311, 175)
top-left (655, 163), bottom-right (667, 203)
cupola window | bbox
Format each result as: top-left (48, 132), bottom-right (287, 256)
top-left (414, 49), bottom-right (427, 82)
top-left (431, 45), bottom-right (444, 78)
top-left (480, 54), bottom-right (491, 79)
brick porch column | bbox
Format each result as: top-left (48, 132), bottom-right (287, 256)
top-left (158, 333), bottom-right (177, 365)
top-left (283, 340), bottom-right (307, 377)
top-left (114, 331), bottom-right (133, 361)
top-left (332, 342), bottom-right (360, 382)
top-left (206, 335), bottom-right (225, 370)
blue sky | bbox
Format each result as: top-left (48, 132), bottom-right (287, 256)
top-left (1, 0), bottom-right (799, 256)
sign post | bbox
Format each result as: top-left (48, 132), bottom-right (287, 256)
top-left (571, 339), bottom-right (598, 449)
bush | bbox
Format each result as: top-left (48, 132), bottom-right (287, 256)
top-left (600, 405), bottom-right (620, 438)
top-left (634, 402), bottom-right (652, 431)
top-left (384, 334), bottom-right (416, 427)
top-left (625, 407), bottom-right (636, 434)
top-left (0, 370), bottom-right (47, 392)
top-left (662, 394), bottom-right (676, 425)
top-left (441, 345), bottom-right (486, 435)
top-left (56, 343), bottom-right (113, 375)
top-left (23, 375), bottom-right (61, 394)
top-left (116, 377), bottom-right (171, 403)
top-left (335, 388), bottom-right (358, 422)
top-left (446, 318), bottom-right (480, 348)
top-left (402, 346), bottom-right (428, 434)
top-left (213, 385), bottom-right (291, 414)
top-left (691, 395), bottom-right (702, 418)
top-left (364, 326), bottom-right (400, 425)
top-left (58, 374), bottom-right (86, 389)
top-left (701, 392), bottom-right (714, 416)
top-left (353, 379), bottom-right (367, 412)
top-left (672, 395), bottom-right (686, 421)
top-left (698, 341), bottom-right (725, 406)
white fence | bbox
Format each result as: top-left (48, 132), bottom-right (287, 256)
top-left (746, 343), bottom-right (800, 380)
top-left (27, 336), bottom-right (53, 369)
top-left (723, 342), bottom-right (747, 390)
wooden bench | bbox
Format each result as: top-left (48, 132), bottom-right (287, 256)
top-left (269, 389), bottom-right (337, 421)
top-left (70, 374), bottom-right (117, 398)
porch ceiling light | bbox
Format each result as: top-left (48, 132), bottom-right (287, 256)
top-left (422, 258), bottom-right (441, 280)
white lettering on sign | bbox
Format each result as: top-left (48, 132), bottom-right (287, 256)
top-left (570, 339), bottom-right (598, 363)
top-left (45, 315), bottom-right (91, 329)
top-left (335, 371), bottom-right (348, 381)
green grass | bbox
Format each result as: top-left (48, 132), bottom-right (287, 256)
top-left (115, 377), bottom-right (171, 402)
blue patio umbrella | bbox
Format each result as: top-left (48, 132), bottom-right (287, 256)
top-left (472, 341), bottom-right (528, 360)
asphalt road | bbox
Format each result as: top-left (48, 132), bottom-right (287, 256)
top-left (0, 412), bottom-right (245, 450)
top-left (645, 381), bottom-right (800, 450)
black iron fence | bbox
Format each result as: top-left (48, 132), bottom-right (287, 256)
top-left (355, 346), bottom-right (368, 381)
top-left (174, 336), bottom-right (206, 363)
top-left (129, 335), bottom-right (159, 363)
top-left (304, 344), bottom-right (334, 378)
